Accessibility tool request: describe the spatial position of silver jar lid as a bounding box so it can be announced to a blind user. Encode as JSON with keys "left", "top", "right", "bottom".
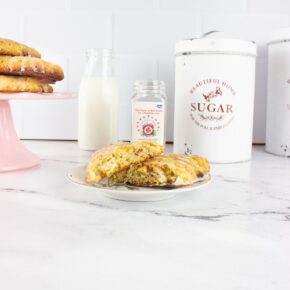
{"left": 175, "top": 31, "right": 257, "bottom": 57}
{"left": 268, "top": 27, "right": 290, "bottom": 45}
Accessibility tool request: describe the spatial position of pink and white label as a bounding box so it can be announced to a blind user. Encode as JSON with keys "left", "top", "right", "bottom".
{"left": 131, "top": 101, "right": 165, "bottom": 145}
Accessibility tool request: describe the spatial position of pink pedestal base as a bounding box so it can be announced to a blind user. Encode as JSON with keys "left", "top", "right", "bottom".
{"left": 0, "top": 100, "right": 40, "bottom": 172}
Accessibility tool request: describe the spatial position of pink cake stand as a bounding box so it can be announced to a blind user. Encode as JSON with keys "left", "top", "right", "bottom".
{"left": 0, "top": 92, "right": 76, "bottom": 173}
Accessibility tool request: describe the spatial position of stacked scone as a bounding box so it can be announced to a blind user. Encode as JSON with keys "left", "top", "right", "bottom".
{"left": 86, "top": 141, "right": 210, "bottom": 187}
{"left": 0, "top": 38, "right": 64, "bottom": 93}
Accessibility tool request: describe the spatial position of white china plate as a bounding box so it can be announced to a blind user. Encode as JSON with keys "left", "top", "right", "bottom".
{"left": 67, "top": 165, "right": 211, "bottom": 202}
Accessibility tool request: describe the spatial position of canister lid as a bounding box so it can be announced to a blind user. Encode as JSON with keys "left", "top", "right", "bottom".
{"left": 175, "top": 31, "right": 257, "bottom": 56}
{"left": 268, "top": 27, "right": 290, "bottom": 45}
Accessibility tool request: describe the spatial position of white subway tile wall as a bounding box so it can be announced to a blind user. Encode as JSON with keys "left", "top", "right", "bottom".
{"left": 6, "top": 0, "right": 290, "bottom": 143}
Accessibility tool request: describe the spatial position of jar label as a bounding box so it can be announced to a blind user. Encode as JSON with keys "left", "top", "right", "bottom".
{"left": 132, "top": 101, "right": 165, "bottom": 145}
{"left": 174, "top": 55, "right": 255, "bottom": 162}
{"left": 189, "top": 79, "right": 236, "bottom": 131}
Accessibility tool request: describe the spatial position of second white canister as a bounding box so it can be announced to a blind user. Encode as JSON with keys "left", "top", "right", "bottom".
{"left": 174, "top": 35, "right": 257, "bottom": 163}
{"left": 266, "top": 28, "right": 290, "bottom": 157}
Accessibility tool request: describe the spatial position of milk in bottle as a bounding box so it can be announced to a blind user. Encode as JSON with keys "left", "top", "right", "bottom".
{"left": 78, "top": 49, "right": 118, "bottom": 150}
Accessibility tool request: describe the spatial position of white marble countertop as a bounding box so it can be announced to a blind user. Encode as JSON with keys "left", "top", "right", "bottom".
{"left": 0, "top": 141, "right": 290, "bottom": 290}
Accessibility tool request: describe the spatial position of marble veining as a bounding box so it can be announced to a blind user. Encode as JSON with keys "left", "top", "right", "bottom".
{"left": 0, "top": 141, "right": 290, "bottom": 290}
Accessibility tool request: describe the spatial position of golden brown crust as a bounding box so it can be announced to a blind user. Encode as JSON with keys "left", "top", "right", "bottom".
{"left": 109, "top": 154, "right": 210, "bottom": 187}
{"left": 0, "top": 56, "right": 64, "bottom": 82}
{"left": 0, "top": 38, "right": 41, "bottom": 58}
{"left": 86, "top": 141, "right": 165, "bottom": 184}
{"left": 189, "top": 155, "right": 210, "bottom": 177}
{"left": 0, "top": 75, "right": 53, "bottom": 93}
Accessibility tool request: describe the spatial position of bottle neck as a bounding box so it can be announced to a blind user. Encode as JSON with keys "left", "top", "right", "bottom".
{"left": 84, "top": 48, "right": 115, "bottom": 78}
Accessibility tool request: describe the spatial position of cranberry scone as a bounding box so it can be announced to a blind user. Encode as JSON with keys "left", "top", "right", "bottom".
{"left": 109, "top": 154, "right": 210, "bottom": 187}
{"left": 0, "top": 38, "right": 41, "bottom": 58}
{"left": 85, "top": 141, "right": 164, "bottom": 184}
{"left": 0, "top": 56, "right": 64, "bottom": 82}
{"left": 0, "top": 75, "right": 53, "bottom": 93}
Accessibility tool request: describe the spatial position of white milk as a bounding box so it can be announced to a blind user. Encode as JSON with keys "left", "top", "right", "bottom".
{"left": 78, "top": 77, "right": 118, "bottom": 150}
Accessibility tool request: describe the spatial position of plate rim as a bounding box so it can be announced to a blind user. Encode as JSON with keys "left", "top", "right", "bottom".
{"left": 66, "top": 164, "right": 211, "bottom": 195}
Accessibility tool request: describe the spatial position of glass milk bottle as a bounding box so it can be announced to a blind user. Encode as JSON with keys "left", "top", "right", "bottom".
{"left": 78, "top": 49, "right": 118, "bottom": 150}
{"left": 131, "top": 80, "right": 166, "bottom": 145}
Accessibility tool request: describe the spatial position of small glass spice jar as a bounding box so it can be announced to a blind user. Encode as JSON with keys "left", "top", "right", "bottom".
{"left": 131, "top": 80, "right": 166, "bottom": 145}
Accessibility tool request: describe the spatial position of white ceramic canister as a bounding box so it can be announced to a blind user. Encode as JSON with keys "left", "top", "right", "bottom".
{"left": 266, "top": 28, "right": 290, "bottom": 157}
{"left": 174, "top": 34, "right": 257, "bottom": 163}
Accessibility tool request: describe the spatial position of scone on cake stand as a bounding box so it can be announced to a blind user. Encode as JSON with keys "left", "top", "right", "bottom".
{"left": 0, "top": 38, "right": 75, "bottom": 172}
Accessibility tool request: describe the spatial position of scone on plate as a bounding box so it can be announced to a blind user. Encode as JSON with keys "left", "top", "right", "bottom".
{"left": 189, "top": 155, "right": 210, "bottom": 177}
{"left": 85, "top": 141, "right": 164, "bottom": 184}
{"left": 109, "top": 154, "right": 210, "bottom": 187}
